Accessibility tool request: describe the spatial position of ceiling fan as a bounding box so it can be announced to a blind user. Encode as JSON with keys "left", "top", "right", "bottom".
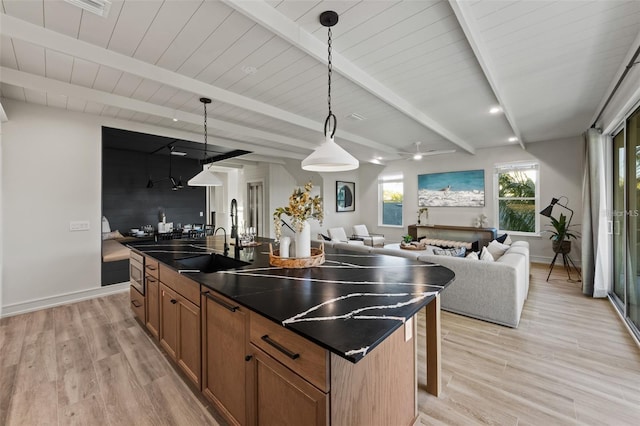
{"left": 399, "top": 142, "right": 456, "bottom": 160}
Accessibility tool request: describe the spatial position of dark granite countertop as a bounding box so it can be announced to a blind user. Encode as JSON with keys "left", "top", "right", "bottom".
{"left": 128, "top": 236, "right": 454, "bottom": 362}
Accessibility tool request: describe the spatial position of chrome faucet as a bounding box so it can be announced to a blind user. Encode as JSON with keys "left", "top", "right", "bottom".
{"left": 230, "top": 198, "right": 242, "bottom": 257}
{"left": 214, "top": 227, "right": 229, "bottom": 257}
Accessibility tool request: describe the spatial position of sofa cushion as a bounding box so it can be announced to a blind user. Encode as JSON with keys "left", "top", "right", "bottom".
{"left": 487, "top": 240, "right": 510, "bottom": 260}
{"left": 466, "top": 251, "right": 479, "bottom": 260}
{"left": 480, "top": 246, "right": 494, "bottom": 262}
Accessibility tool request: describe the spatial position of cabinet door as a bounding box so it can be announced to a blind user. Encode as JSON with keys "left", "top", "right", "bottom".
{"left": 177, "top": 297, "right": 201, "bottom": 387}
{"left": 202, "top": 291, "right": 248, "bottom": 426}
{"left": 250, "top": 345, "right": 327, "bottom": 426}
{"left": 159, "top": 283, "right": 178, "bottom": 360}
{"left": 145, "top": 276, "right": 159, "bottom": 339}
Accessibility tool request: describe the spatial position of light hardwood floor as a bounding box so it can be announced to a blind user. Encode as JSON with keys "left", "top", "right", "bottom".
{"left": 1, "top": 263, "right": 639, "bottom": 425}
{"left": 417, "top": 263, "right": 640, "bottom": 425}
{"left": 0, "top": 292, "right": 222, "bottom": 426}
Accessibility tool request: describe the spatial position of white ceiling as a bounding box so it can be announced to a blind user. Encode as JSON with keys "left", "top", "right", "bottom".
{"left": 1, "top": 0, "right": 639, "bottom": 165}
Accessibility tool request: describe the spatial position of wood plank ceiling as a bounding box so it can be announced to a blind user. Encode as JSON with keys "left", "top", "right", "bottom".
{"left": 1, "top": 0, "right": 639, "bottom": 165}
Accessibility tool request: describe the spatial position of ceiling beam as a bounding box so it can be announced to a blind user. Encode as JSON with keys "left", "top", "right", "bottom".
{"left": 0, "top": 12, "right": 395, "bottom": 155}
{"left": 0, "top": 67, "right": 309, "bottom": 160}
{"left": 223, "top": 0, "right": 476, "bottom": 155}
{"left": 449, "top": 0, "right": 525, "bottom": 150}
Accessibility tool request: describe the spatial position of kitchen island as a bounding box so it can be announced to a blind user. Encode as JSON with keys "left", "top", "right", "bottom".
{"left": 128, "top": 237, "right": 454, "bottom": 426}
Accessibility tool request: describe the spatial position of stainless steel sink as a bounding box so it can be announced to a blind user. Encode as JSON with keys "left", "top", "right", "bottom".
{"left": 175, "top": 253, "right": 249, "bottom": 273}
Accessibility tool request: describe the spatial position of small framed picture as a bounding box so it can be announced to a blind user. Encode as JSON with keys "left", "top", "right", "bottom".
{"left": 336, "top": 181, "right": 355, "bottom": 212}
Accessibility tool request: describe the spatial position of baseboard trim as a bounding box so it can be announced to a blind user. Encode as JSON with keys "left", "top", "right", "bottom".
{"left": 0, "top": 282, "right": 129, "bottom": 318}
{"left": 530, "top": 255, "right": 581, "bottom": 268}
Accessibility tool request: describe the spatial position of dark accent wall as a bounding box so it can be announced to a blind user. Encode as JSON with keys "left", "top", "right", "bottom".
{"left": 102, "top": 148, "right": 205, "bottom": 233}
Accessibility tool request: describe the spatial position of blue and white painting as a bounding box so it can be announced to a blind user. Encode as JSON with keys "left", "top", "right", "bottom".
{"left": 418, "top": 170, "right": 485, "bottom": 207}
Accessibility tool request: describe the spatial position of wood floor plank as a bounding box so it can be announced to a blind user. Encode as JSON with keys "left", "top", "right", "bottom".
{"left": 56, "top": 336, "right": 100, "bottom": 407}
{"left": 94, "top": 353, "right": 160, "bottom": 426}
{"left": 144, "top": 374, "right": 219, "bottom": 426}
{"left": 0, "top": 364, "right": 17, "bottom": 426}
{"left": 5, "top": 381, "right": 58, "bottom": 426}
{"left": 59, "top": 394, "right": 110, "bottom": 426}
{"left": 83, "top": 323, "right": 122, "bottom": 362}
{"left": 12, "top": 329, "right": 57, "bottom": 396}
{"left": 114, "top": 322, "right": 172, "bottom": 386}
{"left": 54, "top": 304, "right": 86, "bottom": 343}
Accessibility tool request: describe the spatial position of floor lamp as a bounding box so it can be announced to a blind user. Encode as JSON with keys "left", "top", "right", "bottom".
{"left": 540, "top": 197, "right": 581, "bottom": 282}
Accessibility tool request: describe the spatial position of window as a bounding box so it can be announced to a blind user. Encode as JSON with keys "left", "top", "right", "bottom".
{"left": 379, "top": 175, "right": 403, "bottom": 226}
{"left": 494, "top": 162, "right": 539, "bottom": 234}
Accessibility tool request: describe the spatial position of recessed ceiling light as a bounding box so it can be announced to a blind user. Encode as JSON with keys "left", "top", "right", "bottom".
{"left": 64, "top": 0, "right": 111, "bottom": 17}
{"left": 508, "top": 137, "right": 519, "bottom": 142}
{"left": 241, "top": 65, "right": 258, "bottom": 75}
{"left": 172, "top": 118, "right": 178, "bottom": 122}
{"left": 489, "top": 106, "right": 502, "bottom": 114}
{"left": 170, "top": 151, "right": 187, "bottom": 156}
{"left": 413, "top": 153, "right": 423, "bottom": 160}
{"left": 376, "top": 156, "right": 383, "bottom": 160}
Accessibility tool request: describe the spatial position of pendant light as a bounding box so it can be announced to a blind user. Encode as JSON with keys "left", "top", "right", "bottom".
{"left": 188, "top": 97, "right": 223, "bottom": 187}
{"left": 301, "top": 11, "right": 359, "bottom": 172}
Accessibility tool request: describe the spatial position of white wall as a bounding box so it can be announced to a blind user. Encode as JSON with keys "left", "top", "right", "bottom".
{"left": 0, "top": 99, "right": 216, "bottom": 315}
{"left": 358, "top": 137, "right": 585, "bottom": 264}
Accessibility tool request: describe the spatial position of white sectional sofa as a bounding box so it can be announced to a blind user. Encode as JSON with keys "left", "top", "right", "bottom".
{"left": 318, "top": 239, "right": 530, "bottom": 328}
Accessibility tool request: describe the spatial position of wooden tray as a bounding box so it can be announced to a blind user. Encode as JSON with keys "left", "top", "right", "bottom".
{"left": 269, "top": 243, "right": 325, "bottom": 268}
{"left": 400, "top": 242, "right": 427, "bottom": 250}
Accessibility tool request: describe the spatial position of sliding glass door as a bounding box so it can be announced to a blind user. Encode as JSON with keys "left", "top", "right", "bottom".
{"left": 612, "top": 106, "right": 640, "bottom": 337}
{"left": 612, "top": 130, "right": 625, "bottom": 303}
{"left": 628, "top": 109, "right": 640, "bottom": 332}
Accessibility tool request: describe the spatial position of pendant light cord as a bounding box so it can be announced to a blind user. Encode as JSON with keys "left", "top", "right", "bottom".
{"left": 324, "top": 26, "right": 337, "bottom": 138}
{"left": 203, "top": 101, "right": 208, "bottom": 159}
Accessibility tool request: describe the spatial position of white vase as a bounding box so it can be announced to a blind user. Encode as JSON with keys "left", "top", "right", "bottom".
{"left": 295, "top": 221, "right": 311, "bottom": 258}
{"left": 279, "top": 237, "right": 291, "bottom": 258}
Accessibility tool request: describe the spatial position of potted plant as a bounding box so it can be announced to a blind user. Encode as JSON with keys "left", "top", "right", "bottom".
{"left": 546, "top": 213, "right": 579, "bottom": 254}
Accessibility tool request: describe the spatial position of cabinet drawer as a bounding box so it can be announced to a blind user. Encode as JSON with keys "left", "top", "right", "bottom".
{"left": 159, "top": 264, "right": 200, "bottom": 306}
{"left": 250, "top": 312, "right": 329, "bottom": 392}
{"left": 129, "top": 285, "right": 145, "bottom": 322}
{"left": 144, "top": 256, "right": 159, "bottom": 278}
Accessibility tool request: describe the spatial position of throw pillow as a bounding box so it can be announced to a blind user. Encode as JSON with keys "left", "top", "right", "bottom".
{"left": 487, "top": 240, "right": 510, "bottom": 260}
{"left": 466, "top": 251, "right": 479, "bottom": 260}
{"left": 496, "top": 233, "right": 513, "bottom": 245}
{"left": 433, "top": 247, "right": 466, "bottom": 257}
{"left": 480, "top": 246, "right": 494, "bottom": 262}
{"left": 102, "top": 230, "right": 124, "bottom": 240}
{"left": 320, "top": 233, "right": 331, "bottom": 241}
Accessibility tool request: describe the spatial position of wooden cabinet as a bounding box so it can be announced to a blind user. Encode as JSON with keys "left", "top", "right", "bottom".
{"left": 248, "top": 311, "right": 329, "bottom": 426}
{"left": 159, "top": 280, "right": 201, "bottom": 388}
{"left": 145, "top": 256, "right": 160, "bottom": 339}
{"left": 201, "top": 291, "right": 249, "bottom": 426}
{"left": 250, "top": 345, "right": 327, "bottom": 426}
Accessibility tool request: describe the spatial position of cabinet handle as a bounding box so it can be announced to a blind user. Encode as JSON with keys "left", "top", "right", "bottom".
{"left": 261, "top": 335, "right": 300, "bottom": 360}
{"left": 170, "top": 299, "right": 177, "bottom": 304}
{"left": 203, "top": 291, "right": 239, "bottom": 312}
{"left": 131, "top": 299, "right": 142, "bottom": 308}
{"left": 146, "top": 265, "right": 157, "bottom": 270}
{"left": 245, "top": 355, "right": 253, "bottom": 362}
{"left": 146, "top": 277, "right": 157, "bottom": 283}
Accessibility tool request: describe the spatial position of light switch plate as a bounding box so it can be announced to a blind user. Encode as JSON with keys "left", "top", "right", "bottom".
{"left": 70, "top": 220, "right": 90, "bottom": 231}
{"left": 405, "top": 317, "right": 413, "bottom": 342}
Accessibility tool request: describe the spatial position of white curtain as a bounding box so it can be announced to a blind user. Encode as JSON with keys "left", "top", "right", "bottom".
{"left": 581, "top": 128, "right": 611, "bottom": 297}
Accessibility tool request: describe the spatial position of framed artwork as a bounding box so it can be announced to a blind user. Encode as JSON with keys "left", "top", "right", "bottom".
{"left": 336, "top": 181, "right": 355, "bottom": 212}
{"left": 418, "top": 169, "right": 485, "bottom": 207}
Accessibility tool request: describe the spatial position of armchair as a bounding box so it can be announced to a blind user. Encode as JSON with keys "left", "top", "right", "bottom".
{"left": 352, "top": 224, "right": 385, "bottom": 247}
{"left": 327, "top": 227, "right": 365, "bottom": 245}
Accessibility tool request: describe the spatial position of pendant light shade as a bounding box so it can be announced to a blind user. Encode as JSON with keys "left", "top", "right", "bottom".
{"left": 302, "top": 11, "right": 359, "bottom": 172}
{"left": 188, "top": 97, "right": 223, "bottom": 187}
{"left": 188, "top": 168, "right": 222, "bottom": 186}
{"left": 302, "top": 135, "right": 359, "bottom": 171}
